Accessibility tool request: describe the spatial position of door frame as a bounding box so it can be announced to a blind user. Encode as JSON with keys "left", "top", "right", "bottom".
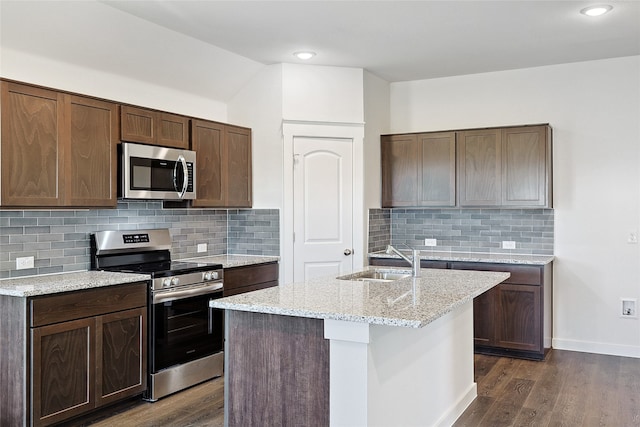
{"left": 282, "top": 120, "right": 365, "bottom": 285}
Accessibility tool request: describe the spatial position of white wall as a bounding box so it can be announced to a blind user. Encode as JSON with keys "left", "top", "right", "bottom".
{"left": 0, "top": 0, "right": 242, "bottom": 121}
{"left": 282, "top": 63, "right": 364, "bottom": 123}
{"left": 363, "top": 71, "right": 390, "bottom": 257}
{"left": 390, "top": 56, "right": 640, "bottom": 357}
{"left": 228, "top": 64, "right": 283, "bottom": 208}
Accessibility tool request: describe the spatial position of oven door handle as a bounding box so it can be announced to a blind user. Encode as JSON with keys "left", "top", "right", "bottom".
{"left": 152, "top": 282, "right": 223, "bottom": 304}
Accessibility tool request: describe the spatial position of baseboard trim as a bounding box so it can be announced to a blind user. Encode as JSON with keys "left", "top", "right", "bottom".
{"left": 435, "top": 382, "right": 477, "bottom": 427}
{"left": 552, "top": 338, "right": 640, "bottom": 358}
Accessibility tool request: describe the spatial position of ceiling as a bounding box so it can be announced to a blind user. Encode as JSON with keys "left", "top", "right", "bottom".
{"left": 104, "top": 0, "right": 640, "bottom": 82}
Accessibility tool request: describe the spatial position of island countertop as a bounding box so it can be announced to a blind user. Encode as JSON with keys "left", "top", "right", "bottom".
{"left": 210, "top": 266, "right": 509, "bottom": 328}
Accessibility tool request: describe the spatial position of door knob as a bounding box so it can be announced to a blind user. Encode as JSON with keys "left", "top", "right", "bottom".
{"left": 344, "top": 249, "right": 353, "bottom": 256}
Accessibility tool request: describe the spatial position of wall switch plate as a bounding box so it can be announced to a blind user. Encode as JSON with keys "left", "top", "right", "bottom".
{"left": 621, "top": 298, "right": 637, "bottom": 318}
{"left": 16, "top": 256, "right": 34, "bottom": 270}
{"left": 424, "top": 238, "right": 437, "bottom": 247}
{"left": 628, "top": 231, "right": 638, "bottom": 244}
{"left": 197, "top": 243, "right": 207, "bottom": 253}
{"left": 502, "top": 241, "right": 516, "bottom": 249}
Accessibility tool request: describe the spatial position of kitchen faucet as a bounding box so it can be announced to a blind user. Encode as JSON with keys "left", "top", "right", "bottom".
{"left": 385, "top": 244, "right": 421, "bottom": 277}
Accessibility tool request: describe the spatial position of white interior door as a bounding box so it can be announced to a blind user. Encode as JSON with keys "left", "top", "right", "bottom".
{"left": 293, "top": 137, "right": 353, "bottom": 282}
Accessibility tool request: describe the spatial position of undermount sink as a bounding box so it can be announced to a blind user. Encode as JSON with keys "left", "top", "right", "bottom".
{"left": 336, "top": 269, "right": 412, "bottom": 282}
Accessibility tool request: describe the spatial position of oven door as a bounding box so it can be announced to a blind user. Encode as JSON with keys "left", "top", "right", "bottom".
{"left": 150, "top": 282, "right": 223, "bottom": 373}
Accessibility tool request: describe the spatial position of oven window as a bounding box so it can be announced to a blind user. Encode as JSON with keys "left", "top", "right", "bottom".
{"left": 151, "top": 291, "right": 224, "bottom": 372}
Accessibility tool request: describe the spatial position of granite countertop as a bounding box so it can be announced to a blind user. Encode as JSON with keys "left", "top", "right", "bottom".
{"left": 369, "top": 250, "right": 554, "bottom": 265}
{"left": 180, "top": 254, "right": 280, "bottom": 269}
{"left": 210, "top": 266, "right": 509, "bottom": 328}
{"left": 0, "top": 271, "right": 151, "bottom": 297}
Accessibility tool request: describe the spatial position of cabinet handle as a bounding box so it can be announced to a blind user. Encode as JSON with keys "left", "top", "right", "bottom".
{"left": 344, "top": 249, "right": 353, "bottom": 256}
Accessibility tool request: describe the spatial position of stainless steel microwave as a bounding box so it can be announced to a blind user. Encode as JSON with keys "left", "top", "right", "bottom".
{"left": 119, "top": 142, "right": 196, "bottom": 200}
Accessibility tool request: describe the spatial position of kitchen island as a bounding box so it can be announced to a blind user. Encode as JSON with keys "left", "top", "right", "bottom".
{"left": 210, "top": 266, "right": 509, "bottom": 427}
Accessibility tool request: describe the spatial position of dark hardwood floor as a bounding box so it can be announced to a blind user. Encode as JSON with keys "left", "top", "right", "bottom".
{"left": 455, "top": 350, "right": 640, "bottom": 427}
{"left": 67, "top": 350, "right": 640, "bottom": 427}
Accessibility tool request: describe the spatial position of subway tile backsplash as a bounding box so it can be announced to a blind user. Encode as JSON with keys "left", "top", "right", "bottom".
{"left": 0, "top": 202, "right": 280, "bottom": 279}
{"left": 369, "top": 208, "right": 554, "bottom": 255}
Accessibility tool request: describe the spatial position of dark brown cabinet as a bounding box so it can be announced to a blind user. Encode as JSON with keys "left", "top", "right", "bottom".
{"left": 120, "top": 105, "right": 189, "bottom": 149}
{"left": 0, "top": 282, "right": 147, "bottom": 426}
{"left": 191, "top": 120, "right": 252, "bottom": 208}
{"left": 381, "top": 124, "right": 552, "bottom": 208}
{"left": 369, "top": 256, "right": 552, "bottom": 360}
{"left": 1, "top": 81, "right": 118, "bottom": 207}
{"left": 451, "top": 261, "right": 552, "bottom": 360}
{"left": 224, "top": 262, "right": 279, "bottom": 297}
{"left": 501, "top": 125, "right": 551, "bottom": 207}
{"left": 457, "top": 128, "right": 502, "bottom": 206}
{"left": 381, "top": 132, "right": 455, "bottom": 207}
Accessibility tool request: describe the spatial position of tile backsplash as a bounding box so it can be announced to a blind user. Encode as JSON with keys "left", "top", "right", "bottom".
{"left": 0, "top": 201, "right": 279, "bottom": 279}
{"left": 369, "top": 208, "right": 554, "bottom": 255}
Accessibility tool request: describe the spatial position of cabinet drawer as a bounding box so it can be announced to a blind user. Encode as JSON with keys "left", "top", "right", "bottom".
{"left": 30, "top": 282, "right": 147, "bottom": 327}
{"left": 451, "top": 262, "right": 542, "bottom": 285}
{"left": 224, "top": 263, "right": 278, "bottom": 292}
{"left": 224, "top": 281, "right": 278, "bottom": 297}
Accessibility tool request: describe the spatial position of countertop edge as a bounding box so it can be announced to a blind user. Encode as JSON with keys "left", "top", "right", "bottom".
{"left": 369, "top": 251, "right": 554, "bottom": 265}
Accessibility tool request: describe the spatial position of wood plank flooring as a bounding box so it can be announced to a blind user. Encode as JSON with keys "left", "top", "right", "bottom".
{"left": 68, "top": 349, "right": 640, "bottom": 427}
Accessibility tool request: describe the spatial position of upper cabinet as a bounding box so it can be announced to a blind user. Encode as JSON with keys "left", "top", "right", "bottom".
{"left": 457, "top": 128, "right": 502, "bottom": 206}
{"left": 381, "top": 132, "right": 455, "bottom": 207}
{"left": 191, "top": 120, "right": 252, "bottom": 208}
{"left": 382, "top": 124, "right": 552, "bottom": 208}
{"left": 120, "top": 105, "right": 189, "bottom": 149}
{"left": 1, "top": 81, "right": 118, "bottom": 208}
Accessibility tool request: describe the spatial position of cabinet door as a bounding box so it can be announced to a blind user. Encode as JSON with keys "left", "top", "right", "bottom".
{"left": 381, "top": 134, "right": 419, "bottom": 207}
{"left": 417, "top": 132, "right": 456, "bottom": 206}
{"left": 473, "top": 287, "right": 496, "bottom": 346}
{"left": 67, "top": 95, "right": 118, "bottom": 207}
{"left": 191, "top": 119, "right": 226, "bottom": 207}
{"left": 96, "top": 307, "right": 147, "bottom": 407}
{"left": 120, "top": 105, "right": 155, "bottom": 145}
{"left": 1, "top": 82, "right": 65, "bottom": 207}
{"left": 226, "top": 125, "right": 252, "bottom": 207}
{"left": 457, "top": 129, "right": 501, "bottom": 206}
{"left": 502, "top": 126, "right": 549, "bottom": 207}
{"left": 31, "top": 317, "right": 95, "bottom": 427}
{"left": 495, "top": 283, "right": 542, "bottom": 352}
{"left": 157, "top": 112, "right": 189, "bottom": 149}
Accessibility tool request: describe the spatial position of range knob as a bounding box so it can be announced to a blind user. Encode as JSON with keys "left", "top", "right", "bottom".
{"left": 203, "top": 271, "right": 212, "bottom": 281}
{"left": 162, "top": 278, "right": 171, "bottom": 288}
{"left": 170, "top": 277, "right": 180, "bottom": 286}
{"left": 211, "top": 271, "right": 219, "bottom": 280}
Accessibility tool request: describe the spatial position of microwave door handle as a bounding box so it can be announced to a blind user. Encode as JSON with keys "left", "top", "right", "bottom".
{"left": 173, "top": 155, "right": 189, "bottom": 199}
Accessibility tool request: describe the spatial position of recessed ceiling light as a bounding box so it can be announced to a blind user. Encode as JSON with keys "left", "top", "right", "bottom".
{"left": 580, "top": 5, "right": 613, "bottom": 16}
{"left": 294, "top": 51, "right": 316, "bottom": 60}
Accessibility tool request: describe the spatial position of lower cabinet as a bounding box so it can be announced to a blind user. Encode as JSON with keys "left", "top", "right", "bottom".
{"left": 29, "top": 282, "right": 147, "bottom": 426}
{"left": 224, "top": 262, "right": 279, "bottom": 297}
{"left": 451, "top": 262, "right": 551, "bottom": 360}
{"left": 369, "top": 257, "right": 552, "bottom": 360}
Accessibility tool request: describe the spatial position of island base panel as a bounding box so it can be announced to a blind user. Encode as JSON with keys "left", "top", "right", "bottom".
{"left": 224, "top": 311, "right": 329, "bottom": 427}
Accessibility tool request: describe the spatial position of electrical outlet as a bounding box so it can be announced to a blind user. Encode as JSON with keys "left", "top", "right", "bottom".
{"left": 424, "top": 238, "right": 437, "bottom": 247}
{"left": 197, "top": 243, "right": 207, "bottom": 253}
{"left": 628, "top": 231, "right": 638, "bottom": 244}
{"left": 502, "top": 241, "right": 516, "bottom": 250}
{"left": 16, "top": 256, "right": 34, "bottom": 270}
{"left": 621, "top": 298, "right": 637, "bottom": 318}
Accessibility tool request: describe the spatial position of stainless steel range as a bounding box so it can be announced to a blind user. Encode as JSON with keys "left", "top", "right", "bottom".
{"left": 90, "top": 228, "right": 224, "bottom": 401}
